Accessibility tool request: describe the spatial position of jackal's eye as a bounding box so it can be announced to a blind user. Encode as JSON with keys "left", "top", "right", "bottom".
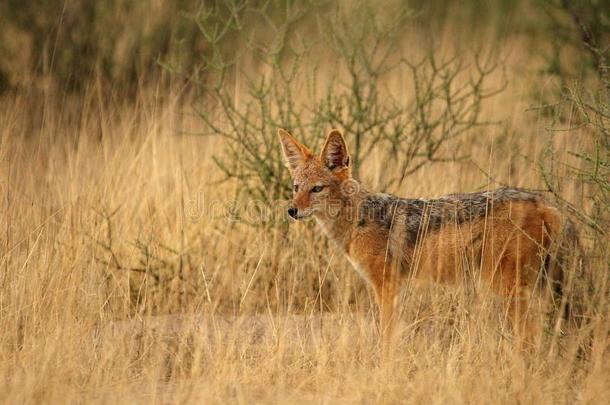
{"left": 311, "top": 185, "right": 324, "bottom": 193}
{"left": 293, "top": 184, "right": 299, "bottom": 192}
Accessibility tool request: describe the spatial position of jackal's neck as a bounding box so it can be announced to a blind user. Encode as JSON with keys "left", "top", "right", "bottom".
{"left": 314, "top": 180, "right": 371, "bottom": 250}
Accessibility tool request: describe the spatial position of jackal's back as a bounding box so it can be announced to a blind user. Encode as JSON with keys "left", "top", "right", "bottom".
{"left": 358, "top": 188, "right": 540, "bottom": 241}
{"left": 352, "top": 187, "right": 570, "bottom": 292}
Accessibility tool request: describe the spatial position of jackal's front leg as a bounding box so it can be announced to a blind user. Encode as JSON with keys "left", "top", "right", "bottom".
{"left": 372, "top": 271, "right": 399, "bottom": 356}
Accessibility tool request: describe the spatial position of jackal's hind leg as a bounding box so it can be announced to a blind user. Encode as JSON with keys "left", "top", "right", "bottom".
{"left": 506, "top": 290, "right": 543, "bottom": 349}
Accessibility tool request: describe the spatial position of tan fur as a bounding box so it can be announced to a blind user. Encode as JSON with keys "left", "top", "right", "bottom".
{"left": 278, "top": 129, "right": 573, "bottom": 350}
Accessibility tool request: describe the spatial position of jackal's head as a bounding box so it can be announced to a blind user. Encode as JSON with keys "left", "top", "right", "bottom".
{"left": 278, "top": 129, "right": 352, "bottom": 220}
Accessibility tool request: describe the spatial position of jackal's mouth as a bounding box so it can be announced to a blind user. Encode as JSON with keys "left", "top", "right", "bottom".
{"left": 292, "top": 212, "right": 314, "bottom": 220}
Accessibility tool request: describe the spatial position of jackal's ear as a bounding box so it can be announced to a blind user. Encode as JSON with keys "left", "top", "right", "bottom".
{"left": 278, "top": 129, "right": 311, "bottom": 173}
{"left": 321, "top": 129, "right": 350, "bottom": 171}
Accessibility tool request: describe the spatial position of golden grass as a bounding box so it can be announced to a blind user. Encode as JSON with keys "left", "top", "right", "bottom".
{"left": 0, "top": 30, "right": 608, "bottom": 404}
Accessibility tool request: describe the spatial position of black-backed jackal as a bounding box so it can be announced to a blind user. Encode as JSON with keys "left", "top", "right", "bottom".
{"left": 279, "top": 128, "right": 578, "bottom": 348}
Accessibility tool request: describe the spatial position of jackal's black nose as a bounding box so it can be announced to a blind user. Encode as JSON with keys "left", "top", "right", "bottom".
{"left": 287, "top": 207, "right": 298, "bottom": 219}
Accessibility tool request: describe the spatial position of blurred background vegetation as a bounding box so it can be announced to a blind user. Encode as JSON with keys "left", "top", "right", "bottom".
{"left": 0, "top": 0, "right": 204, "bottom": 93}
{"left": 0, "top": 0, "right": 606, "bottom": 96}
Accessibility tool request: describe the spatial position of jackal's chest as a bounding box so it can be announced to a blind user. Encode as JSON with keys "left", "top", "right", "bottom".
{"left": 344, "top": 253, "right": 371, "bottom": 282}
{"left": 344, "top": 226, "right": 396, "bottom": 283}
{"left": 314, "top": 216, "right": 391, "bottom": 283}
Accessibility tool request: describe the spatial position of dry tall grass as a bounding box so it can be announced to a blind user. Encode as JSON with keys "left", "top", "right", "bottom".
{"left": 0, "top": 16, "right": 608, "bottom": 405}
